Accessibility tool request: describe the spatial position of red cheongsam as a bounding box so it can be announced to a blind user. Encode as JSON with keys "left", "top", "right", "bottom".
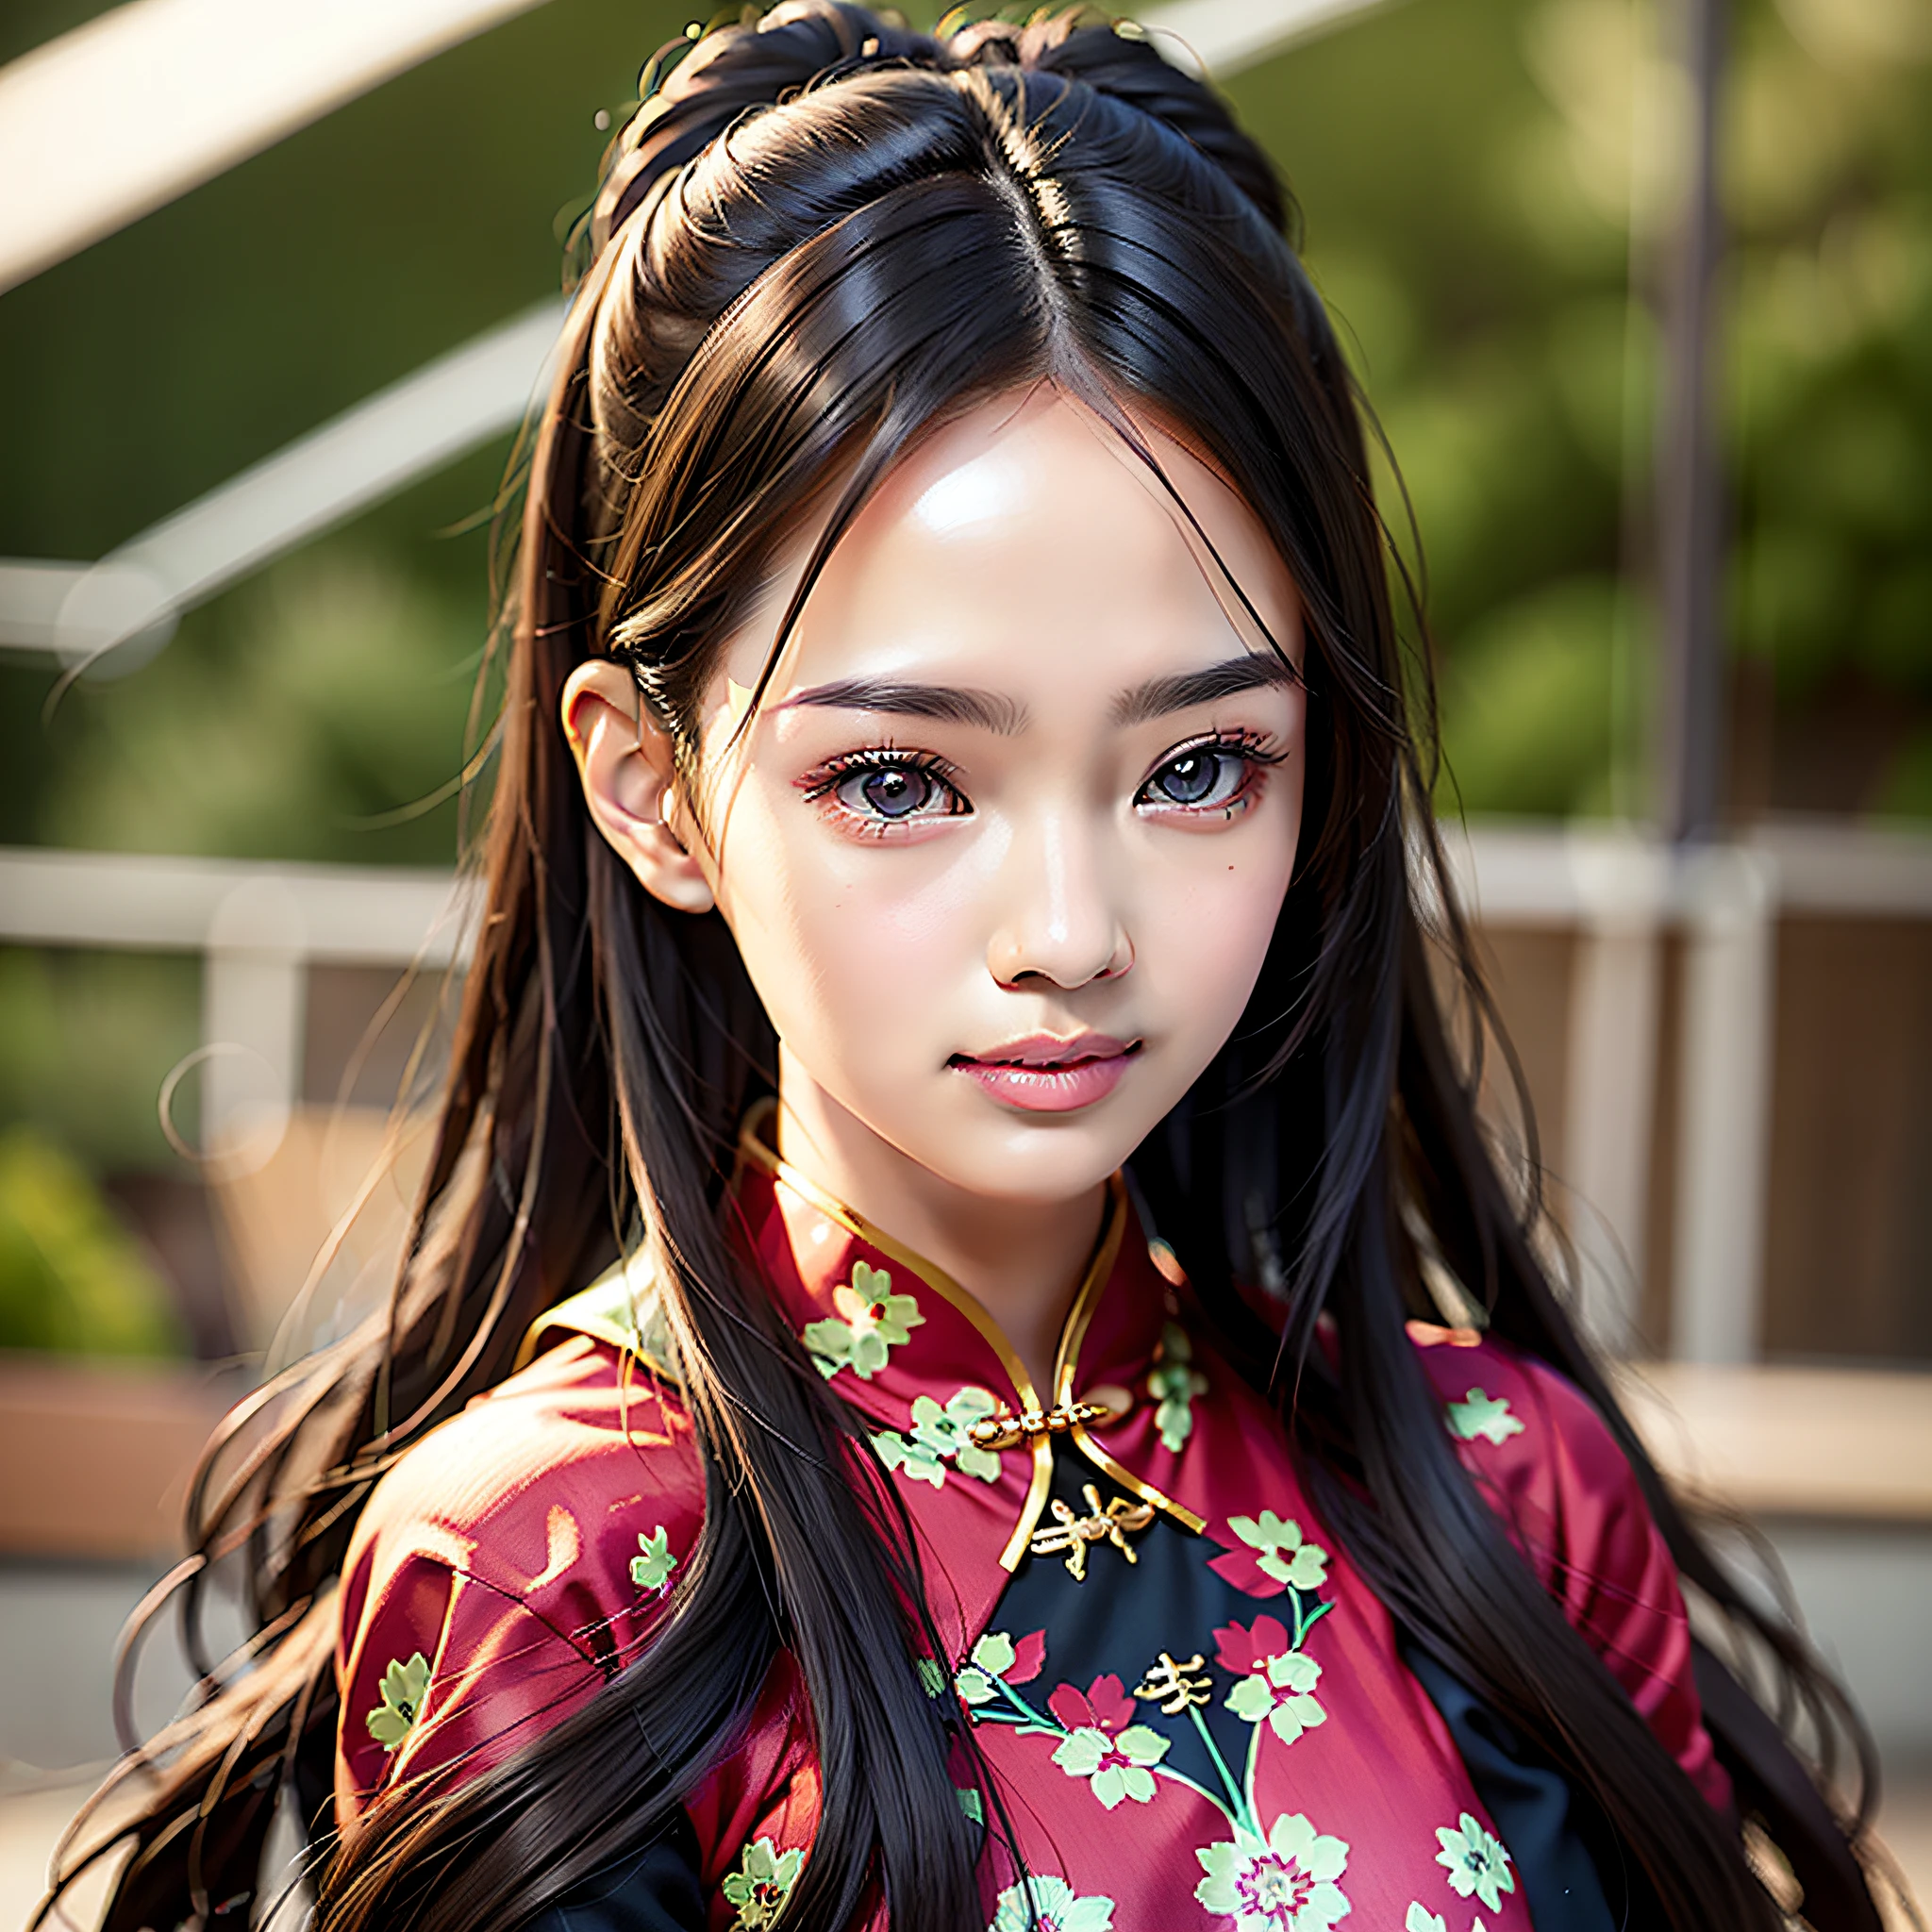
{"left": 336, "top": 1117, "right": 1729, "bottom": 1931}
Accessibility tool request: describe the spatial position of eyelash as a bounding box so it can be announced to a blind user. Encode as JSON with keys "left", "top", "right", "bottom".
{"left": 1136, "top": 729, "right": 1285, "bottom": 817}
{"left": 797, "top": 729, "right": 1286, "bottom": 833}
{"left": 799, "top": 746, "right": 969, "bottom": 836}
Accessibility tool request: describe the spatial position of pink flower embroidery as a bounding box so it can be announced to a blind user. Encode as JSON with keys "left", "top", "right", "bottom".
{"left": 1047, "top": 1674, "right": 1170, "bottom": 1807}
{"left": 1214, "top": 1617, "right": 1325, "bottom": 1745}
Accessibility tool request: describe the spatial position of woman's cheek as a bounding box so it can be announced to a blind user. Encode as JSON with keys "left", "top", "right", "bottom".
{"left": 1145, "top": 825, "right": 1298, "bottom": 1049}
{"left": 760, "top": 822, "right": 975, "bottom": 1067}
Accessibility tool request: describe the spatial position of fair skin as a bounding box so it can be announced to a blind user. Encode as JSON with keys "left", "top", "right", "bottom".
{"left": 563, "top": 388, "right": 1306, "bottom": 1394}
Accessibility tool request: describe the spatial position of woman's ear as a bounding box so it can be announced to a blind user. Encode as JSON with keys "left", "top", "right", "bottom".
{"left": 560, "top": 661, "right": 716, "bottom": 914}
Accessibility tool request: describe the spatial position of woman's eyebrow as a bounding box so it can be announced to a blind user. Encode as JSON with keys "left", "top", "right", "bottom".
{"left": 782, "top": 678, "right": 1026, "bottom": 734}
{"left": 1110, "top": 654, "right": 1297, "bottom": 726}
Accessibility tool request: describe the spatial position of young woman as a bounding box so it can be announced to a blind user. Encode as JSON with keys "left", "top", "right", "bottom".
{"left": 54, "top": 6, "right": 1890, "bottom": 1929}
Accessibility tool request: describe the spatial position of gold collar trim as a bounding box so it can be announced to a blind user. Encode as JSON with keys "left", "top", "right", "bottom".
{"left": 736, "top": 1101, "right": 1203, "bottom": 1562}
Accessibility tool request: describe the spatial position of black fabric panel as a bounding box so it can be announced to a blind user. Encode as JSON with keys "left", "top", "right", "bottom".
{"left": 525, "top": 1810, "right": 708, "bottom": 1932}
{"left": 1405, "top": 1645, "right": 1664, "bottom": 1931}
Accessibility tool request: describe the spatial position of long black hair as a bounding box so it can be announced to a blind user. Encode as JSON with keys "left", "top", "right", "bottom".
{"left": 47, "top": 8, "right": 1886, "bottom": 1930}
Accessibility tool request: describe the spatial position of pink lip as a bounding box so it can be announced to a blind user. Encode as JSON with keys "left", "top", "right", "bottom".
{"left": 949, "top": 1034, "right": 1140, "bottom": 1113}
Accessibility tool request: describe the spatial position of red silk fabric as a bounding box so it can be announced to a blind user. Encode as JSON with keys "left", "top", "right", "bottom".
{"left": 335, "top": 1147, "right": 1727, "bottom": 1928}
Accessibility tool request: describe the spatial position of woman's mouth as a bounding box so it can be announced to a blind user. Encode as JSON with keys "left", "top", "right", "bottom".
{"left": 947, "top": 1034, "right": 1141, "bottom": 1113}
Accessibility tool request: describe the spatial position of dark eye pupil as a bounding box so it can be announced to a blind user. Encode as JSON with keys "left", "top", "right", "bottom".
{"left": 861, "top": 769, "right": 929, "bottom": 818}
{"left": 1158, "top": 753, "right": 1218, "bottom": 804}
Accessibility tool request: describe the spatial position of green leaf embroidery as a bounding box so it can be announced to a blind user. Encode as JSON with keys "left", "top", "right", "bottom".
{"left": 801, "top": 1260, "right": 924, "bottom": 1381}
{"left": 1146, "top": 1322, "right": 1208, "bottom": 1454}
{"left": 1229, "top": 1510, "right": 1330, "bottom": 1591}
{"left": 957, "top": 1786, "right": 985, "bottom": 1824}
{"left": 972, "top": 1629, "right": 1016, "bottom": 1674}
{"left": 719, "top": 1836, "right": 803, "bottom": 1928}
{"left": 630, "top": 1525, "right": 677, "bottom": 1593}
{"left": 954, "top": 1665, "right": 997, "bottom": 1706}
{"left": 871, "top": 1388, "right": 1004, "bottom": 1491}
{"left": 917, "top": 1656, "right": 947, "bottom": 1698}
{"left": 365, "top": 1652, "right": 430, "bottom": 1752}
{"left": 954, "top": 1627, "right": 1022, "bottom": 1707}
{"left": 871, "top": 1429, "right": 946, "bottom": 1489}
{"left": 1445, "top": 1387, "right": 1525, "bottom": 1447}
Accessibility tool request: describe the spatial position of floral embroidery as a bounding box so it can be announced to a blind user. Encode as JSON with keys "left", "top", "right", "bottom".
{"left": 989, "top": 1875, "right": 1116, "bottom": 1932}
{"left": 365, "top": 1652, "right": 430, "bottom": 1752}
{"left": 912, "top": 1388, "right": 1004, "bottom": 1477}
{"left": 1444, "top": 1389, "right": 1524, "bottom": 1447}
{"left": 1216, "top": 1617, "right": 1326, "bottom": 1745}
{"left": 1146, "top": 1321, "right": 1208, "bottom": 1454}
{"left": 1405, "top": 1909, "right": 1444, "bottom": 1932}
{"left": 630, "top": 1525, "right": 677, "bottom": 1593}
{"left": 1227, "top": 1512, "right": 1330, "bottom": 1591}
{"left": 1195, "top": 1812, "right": 1351, "bottom": 1930}
{"left": 720, "top": 1836, "right": 802, "bottom": 1928}
{"left": 1047, "top": 1674, "right": 1171, "bottom": 1807}
{"left": 954, "top": 1627, "right": 1046, "bottom": 1707}
{"left": 958, "top": 1785, "right": 985, "bottom": 1824}
{"left": 1436, "top": 1812, "right": 1516, "bottom": 1911}
{"left": 802, "top": 1259, "right": 923, "bottom": 1380}
{"left": 872, "top": 1388, "right": 1004, "bottom": 1488}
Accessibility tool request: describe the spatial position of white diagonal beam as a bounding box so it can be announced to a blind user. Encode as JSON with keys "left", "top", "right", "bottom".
{"left": 0, "top": 0, "right": 554, "bottom": 293}
{"left": 0, "top": 0, "right": 1367, "bottom": 298}
{"left": 1145, "top": 0, "right": 1400, "bottom": 75}
{"left": 1, "top": 299, "right": 565, "bottom": 674}
{"left": 0, "top": 0, "right": 1387, "bottom": 670}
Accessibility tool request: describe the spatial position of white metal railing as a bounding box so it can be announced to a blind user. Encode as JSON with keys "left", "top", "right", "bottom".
{"left": 4, "top": 821, "right": 1931, "bottom": 1362}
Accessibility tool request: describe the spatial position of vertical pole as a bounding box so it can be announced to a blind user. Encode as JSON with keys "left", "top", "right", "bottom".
{"left": 1672, "top": 848, "right": 1775, "bottom": 1362}
{"left": 1657, "top": 0, "right": 1727, "bottom": 843}
{"left": 1563, "top": 833, "right": 1668, "bottom": 1354}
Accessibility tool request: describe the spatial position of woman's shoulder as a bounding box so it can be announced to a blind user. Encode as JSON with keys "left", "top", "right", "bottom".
{"left": 1406, "top": 1320, "right": 1732, "bottom": 1809}
{"left": 334, "top": 1328, "right": 704, "bottom": 1823}
{"left": 346, "top": 1326, "right": 701, "bottom": 1590}
{"left": 1405, "top": 1320, "right": 1641, "bottom": 1553}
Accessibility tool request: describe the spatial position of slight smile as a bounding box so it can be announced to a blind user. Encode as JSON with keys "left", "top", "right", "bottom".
{"left": 947, "top": 1034, "right": 1142, "bottom": 1113}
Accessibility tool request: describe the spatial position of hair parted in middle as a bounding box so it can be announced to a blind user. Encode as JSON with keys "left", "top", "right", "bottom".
{"left": 59, "top": 8, "right": 1879, "bottom": 1932}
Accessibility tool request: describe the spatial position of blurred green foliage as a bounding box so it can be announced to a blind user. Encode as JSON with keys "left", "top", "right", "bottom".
{"left": 0, "top": 949, "right": 202, "bottom": 1174}
{"left": 1231, "top": 0, "right": 1932, "bottom": 819}
{"left": 0, "top": 948, "right": 203, "bottom": 1356}
{"left": 1724, "top": 0, "right": 1932, "bottom": 811}
{"left": 0, "top": 0, "right": 686, "bottom": 861}
{"left": 0, "top": 1128, "right": 184, "bottom": 1355}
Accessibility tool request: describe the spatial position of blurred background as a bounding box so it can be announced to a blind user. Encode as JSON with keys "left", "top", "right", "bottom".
{"left": 0, "top": 0, "right": 1927, "bottom": 1923}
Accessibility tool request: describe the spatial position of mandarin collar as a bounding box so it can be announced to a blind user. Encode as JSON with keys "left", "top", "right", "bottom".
{"left": 725, "top": 1106, "right": 1205, "bottom": 1574}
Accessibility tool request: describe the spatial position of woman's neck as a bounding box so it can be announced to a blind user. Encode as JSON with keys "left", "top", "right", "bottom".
{"left": 772, "top": 1058, "right": 1108, "bottom": 1399}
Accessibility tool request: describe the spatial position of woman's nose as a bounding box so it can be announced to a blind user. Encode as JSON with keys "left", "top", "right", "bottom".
{"left": 985, "top": 808, "right": 1133, "bottom": 991}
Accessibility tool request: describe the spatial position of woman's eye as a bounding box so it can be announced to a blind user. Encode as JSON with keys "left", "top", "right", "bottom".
{"left": 1141, "top": 746, "right": 1249, "bottom": 810}
{"left": 831, "top": 764, "right": 956, "bottom": 822}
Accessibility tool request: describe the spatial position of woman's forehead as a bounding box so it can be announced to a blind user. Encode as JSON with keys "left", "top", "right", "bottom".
{"left": 721, "top": 389, "right": 1302, "bottom": 721}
